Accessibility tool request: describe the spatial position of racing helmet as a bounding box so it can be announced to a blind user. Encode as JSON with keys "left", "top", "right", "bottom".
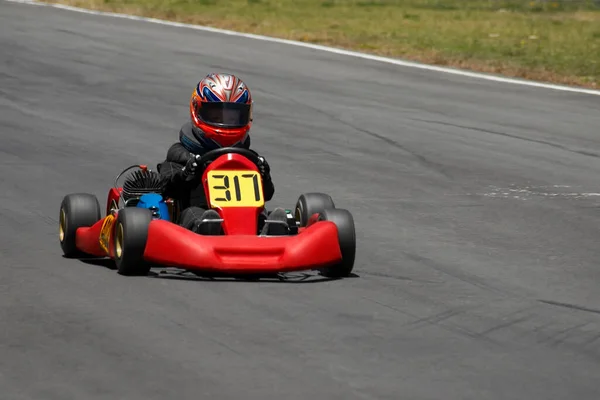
{"left": 189, "top": 73, "right": 253, "bottom": 148}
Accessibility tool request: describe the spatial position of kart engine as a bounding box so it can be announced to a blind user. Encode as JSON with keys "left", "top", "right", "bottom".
{"left": 122, "top": 169, "right": 166, "bottom": 203}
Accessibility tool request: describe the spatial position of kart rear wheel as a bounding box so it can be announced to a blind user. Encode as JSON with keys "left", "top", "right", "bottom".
{"left": 295, "top": 193, "right": 335, "bottom": 227}
{"left": 114, "top": 208, "right": 152, "bottom": 276}
{"left": 59, "top": 193, "right": 102, "bottom": 257}
{"left": 317, "top": 208, "right": 356, "bottom": 278}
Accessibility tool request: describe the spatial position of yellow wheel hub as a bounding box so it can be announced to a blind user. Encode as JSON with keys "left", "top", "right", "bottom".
{"left": 59, "top": 208, "right": 66, "bottom": 242}
{"left": 115, "top": 223, "right": 124, "bottom": 259}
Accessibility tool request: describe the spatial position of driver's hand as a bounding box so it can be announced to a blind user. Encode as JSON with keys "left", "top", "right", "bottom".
{"left": 182, "top": 153, "right": 202, "bottom": 179}
{"left": 257, "top": 156, "right": 270, "bottom": 178}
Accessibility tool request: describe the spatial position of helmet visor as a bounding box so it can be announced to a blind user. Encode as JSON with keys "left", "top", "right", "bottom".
{"left": 197, "top": 102, "right": 251, "bottom": 128}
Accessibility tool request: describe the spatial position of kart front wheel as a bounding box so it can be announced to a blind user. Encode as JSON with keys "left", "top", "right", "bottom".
{"left": 114, "top": 208, "right": 152, "bottom": 276}
{"left": 318, "top": 208, "right": 356, "bottom": 278}
{"left": 59, "top": 193, "right": 101, "bottom": 257}
{"left": 295, "top": 192, "right": 335, "bottom": 227}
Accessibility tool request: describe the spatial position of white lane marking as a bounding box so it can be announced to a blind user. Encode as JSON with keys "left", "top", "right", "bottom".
{"left": 5, "top": 0, "right": 600, "bottom": 97}
{"left": 476, "top": 185, "right": 600, "bottom": 200}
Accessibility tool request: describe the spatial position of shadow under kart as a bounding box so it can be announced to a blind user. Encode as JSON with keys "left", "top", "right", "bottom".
{"left": 58, "top": 147, "right": 356, "bottom": 280}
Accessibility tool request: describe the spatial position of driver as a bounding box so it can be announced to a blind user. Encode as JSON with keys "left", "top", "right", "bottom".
{"left": 157, "top": 73, "right": 278, "bottom": 235}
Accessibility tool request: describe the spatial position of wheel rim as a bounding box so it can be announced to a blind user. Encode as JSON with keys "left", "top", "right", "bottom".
{"left": 59, "top": 208, "right": 66, "bottom": 242}
{"left": 295, "top": 207, "right": 302, "bottom": 225}
{"left": 115, "top": 223, "right": 124, "bottom": 259}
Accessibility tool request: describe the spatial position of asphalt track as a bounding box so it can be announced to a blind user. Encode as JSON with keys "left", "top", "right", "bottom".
{"left": 2, "top": 1, "right": 600, "bottom": 399}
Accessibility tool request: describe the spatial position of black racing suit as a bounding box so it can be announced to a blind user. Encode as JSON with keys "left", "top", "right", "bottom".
{"left": 157, "top": 121, "right": 275, "bottom": 230}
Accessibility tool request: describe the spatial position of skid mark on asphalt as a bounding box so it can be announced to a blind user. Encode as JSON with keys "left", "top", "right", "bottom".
{"left": 401, "top": 251, "right": 511, "bottom": 297}
{"left": 477, "top": 314, "right": 534, "bottom": 337}
{"left": 257, "top": 87, "right": 452, "bottom": 179}
{"left": 320, "top": 111, "right": 452, "bottom": 179}
{"left": 359, "top": 295, "right": 502, "bottom": 346}
{"left": 540, "top": 322, "right": 593, "bottom": 348}
{"left": 403, "top": 307, "right": 505, "bottom": 346}
{"left": 367, "top": 294, "right": 600, "bottom": 357}
{"left": 353, "top": 267, "right": 600, "bottom": 360}
{"left": 538, "top": 299, "right": 600, "bottom": 316}
{"left": 412, "top": 118, "right": 600, "bottom": 159}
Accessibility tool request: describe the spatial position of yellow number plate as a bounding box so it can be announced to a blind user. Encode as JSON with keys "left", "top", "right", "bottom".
{"left": 206, "top": 170, "right": 264, "bottom": 208}
{"left": 99, "top": 214, "right": 115, "bottom": 253}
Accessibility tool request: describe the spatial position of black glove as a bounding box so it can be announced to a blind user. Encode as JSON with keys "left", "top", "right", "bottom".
{"left": 181, "top": 153, "right": 201, "bottom": 180}
{"left": 257, "top": 155, "right": 270, "bottom": 179}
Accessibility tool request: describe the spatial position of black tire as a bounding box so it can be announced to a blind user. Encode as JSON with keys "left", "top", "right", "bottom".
{"left": 59, "top": 193, "right": 102, "bottom": 257}
{"left": 318, "top": 208, "right": 356, "bottom": 278}
{"left": 295, "top": 193, "right": 335, "bottom": 227}
{"left": 114, "top": 208, "right": 153, "bottom": 276}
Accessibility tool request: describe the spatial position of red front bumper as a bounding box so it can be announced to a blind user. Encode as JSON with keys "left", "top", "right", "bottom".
{"left": 142, "top": 220, "right": 342, "bottom": 274}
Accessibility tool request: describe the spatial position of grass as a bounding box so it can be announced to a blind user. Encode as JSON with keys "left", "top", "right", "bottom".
{"left": 43, "top": 0, "right": 600, "bottom": 88}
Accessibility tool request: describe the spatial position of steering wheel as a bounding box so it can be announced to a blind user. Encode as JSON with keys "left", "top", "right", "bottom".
{"left": 196, "top": 147, "right": 262, "bottom": 168}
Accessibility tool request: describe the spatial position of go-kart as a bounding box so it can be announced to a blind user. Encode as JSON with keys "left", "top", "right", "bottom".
{"left": 58, "top": 147, "right": 356, "bottom": 279}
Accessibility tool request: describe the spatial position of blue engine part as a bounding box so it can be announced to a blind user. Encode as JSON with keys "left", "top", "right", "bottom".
{"left": 136, "top": 193, "right": 171, "bottom": 221}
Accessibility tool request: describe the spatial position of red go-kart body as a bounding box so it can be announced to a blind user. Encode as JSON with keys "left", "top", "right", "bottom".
{"left": 59, "top": 149, "right": 356, "bottom": 279}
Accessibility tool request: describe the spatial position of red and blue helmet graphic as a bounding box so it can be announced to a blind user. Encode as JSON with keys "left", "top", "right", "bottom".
{"left": 190, "top": 73, "right": 253, "bottom": 148}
